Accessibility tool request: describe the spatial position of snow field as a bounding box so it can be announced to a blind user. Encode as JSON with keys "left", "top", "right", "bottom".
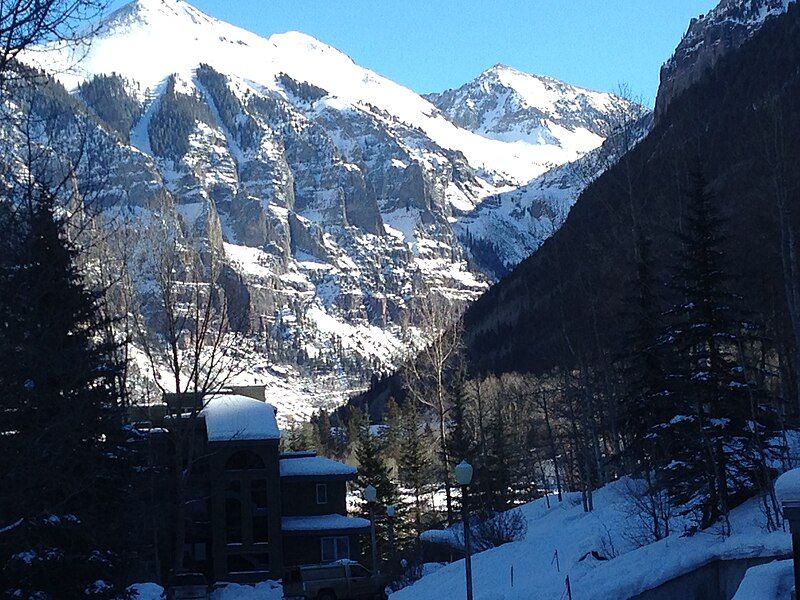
{"left": 393, "top": 477, "right": 792, "bottom": 600}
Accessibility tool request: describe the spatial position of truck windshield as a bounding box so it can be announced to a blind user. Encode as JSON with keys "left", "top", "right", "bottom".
{"left": 350, "top": 565, "right": 370, "bottom": 578}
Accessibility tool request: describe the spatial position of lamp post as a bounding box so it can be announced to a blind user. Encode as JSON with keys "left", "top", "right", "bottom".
{"left": 386, "top": 504, "right": 397, "bottom": 580}
{"left": 780, "top": 481, "right": 800, "bottom": 599}
{"left": 364, "top": 484, "right": 379, "bottom": 575}
{"left": 454, "top": 460, "right": 474, "bottom": 600}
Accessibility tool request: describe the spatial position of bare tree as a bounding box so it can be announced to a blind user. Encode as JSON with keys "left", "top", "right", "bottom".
{"left": 131, "top": 216, "right": 247, "bottom": 572}
{"left": 0, "top": 0, "right": 107, "bottom": 90}
{"left": 403, "top": 290, "right": 465, "bottom": 525}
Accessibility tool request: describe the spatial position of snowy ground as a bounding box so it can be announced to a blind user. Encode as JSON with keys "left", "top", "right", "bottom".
{"left": 392, "top": 477, "right": 793, "bottom": 600}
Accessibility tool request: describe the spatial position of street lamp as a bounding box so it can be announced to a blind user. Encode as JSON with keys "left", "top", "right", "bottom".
{"left": 454, "top": 460, "right": 474, "bottom": 600}
{"left": 364, "top": 484, "right": 379, "bottom": 574}
{"left": 386, "top": 504, "right": 397, "bottom": 580}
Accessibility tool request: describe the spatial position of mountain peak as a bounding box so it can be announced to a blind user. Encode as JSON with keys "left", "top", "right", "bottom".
{"left": 427, "top": 65, "right": 628, "bottom": 149}
{"left": 656, "top": 0, "right": 796, "bottom": 118}
{"left": 102, "top": 0, "right": 217, "bottom": 31}
{"left": 478, "top": 63, "right": 539, "bottom": 81}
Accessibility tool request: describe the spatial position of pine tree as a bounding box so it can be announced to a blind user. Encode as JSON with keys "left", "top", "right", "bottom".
{"left": 311, "top": 409, "right": 338, "bottom": 457}
{"left": 621, "top": 234, "right": 668, "bottom": 465}
{"left": 354, "top": 416, "right": 404, "bottom": 567}
{"left": 485, "top": 397, "right": 516, "bottom": 512}
{"left": 0, "top": 192, "right": 131, "bottom": 598}
{"left": 344, "top": 405, "right": 369, "bottom": 464}
{"left": 397, "top": 401, "right": 435, "bottom": 534}
{"left": 382, "top": 397, "right": 404, "bottom": 465}
{"left": 656, "top": 166, "right": 781, "bottom": 533}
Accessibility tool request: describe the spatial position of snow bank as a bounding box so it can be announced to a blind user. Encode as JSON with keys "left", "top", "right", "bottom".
{"left": 393, "top": 478, "right": 792, "bottom": 600}
{"left": 732, "top": 559, "right": 794, "bottom": 600}
{"left": 201, "top": 395, "right": 280, "bottom": 442}
{"left": 211, "top": 580, "right": 282, "bottom": 600}
{"left": 280, "top": 455, "right": 357, "bottom": 477}
{"left": 128, "top": 580, "right": 284, "bottom": 600}
{"left": 419, "top": 529, "right": 460, "bottom": 548}
{"left": 282, "top": 514, "right": 371, "bottom": 532}
{"left": 128, "top": 583, "right": 164, "bottom": 599}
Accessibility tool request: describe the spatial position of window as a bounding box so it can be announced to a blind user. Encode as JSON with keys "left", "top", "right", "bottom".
{"left": 225, "top": 450, "right": 264, "bottom": 470}
{"left": 251, "top": 479, "right": 268, "bottom": 509}
{"left": 227, "top": 552, "right": 269, "bottom": 573}
{"left": 251, "top": 479, "right": 269, "bottom": 542}
{"left": 225, "top": 481, "right": 242, "bottom": 544}
{"left": 253, "top": 514, "right": 269, "bottom": 543}
{"left": 350, "top": 565, "right": 369, "bottom": 578}
{"left": 183, "top": 542, "right": 207, "bottom": 563}
{"left": 321, "top": 536, "right": 350, "bottom": 562}
{"left": 316, "top": 483, "right": 328, "bottom": 505}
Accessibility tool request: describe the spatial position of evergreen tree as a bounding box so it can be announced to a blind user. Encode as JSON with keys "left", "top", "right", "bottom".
{"left": 382, "top": 397, "right": 403, "bottom": 466}
{"left": 397, "top": 401, "right": 435, "bottom": 534}
{"left": 484, "top": 397, "right": 516, "bottom": 512}
{"left": 621, "top": 233, "right": 668, "bottom": 468}
{"left": 344, "top": 405, "right": 369, "bottom": 464}
{"left": 0, "top": 192, "right": 131, "bottom": 598}
{"left": 656, "top": 166, "right": 781, "bottom": 532}
{"left": 310, "top": 409, "right": 338, "bottom": 457}
{"left": 354, "top": 416, "right": 404, "bottom": 567}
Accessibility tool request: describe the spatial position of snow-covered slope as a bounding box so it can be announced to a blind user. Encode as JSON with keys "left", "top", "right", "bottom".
{"left": 393, "top": 478, "right": 791, "bottom": 600}
{"left": 656, "top": 0, "right": 796, "bottom": 118}
{"left": 16, "top": 0, "right": 633, "bottom": 420}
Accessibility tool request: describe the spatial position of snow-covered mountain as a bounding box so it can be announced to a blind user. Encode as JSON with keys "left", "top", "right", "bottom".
{"left": 656, "top": 0, "right": 796, "bottom": 118}
{"left": 426, "top": 64, "right": 621, "bottom": 157}
{"left": 16, "top": 0, "right": 633, "bottom": 421}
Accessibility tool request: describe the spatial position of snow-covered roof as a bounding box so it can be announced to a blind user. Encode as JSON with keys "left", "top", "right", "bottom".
{"left": 280, "top": 456, "right": 357, "bottom": 478}
{"left": 282, "top": 514, "right": 370, "bottom": 532}
{"left": 200, "top": 394, "right": 280, "bottom": 442}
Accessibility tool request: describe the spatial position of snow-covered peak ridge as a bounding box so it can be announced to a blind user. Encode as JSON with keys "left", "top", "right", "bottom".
{"left": 476, "top": 63, "right": 615, "bottom": 111}
{"left": 25, "top": 0, "right": 626, "bottom": 184}
{"left": 427, "top": 62, "right": 632, "bottom": 149}
{"left": 656, "top": 0, "right": 796, "bottom": 118}
{"left": 90, "top": 0, "right": 231, "bottom": 43}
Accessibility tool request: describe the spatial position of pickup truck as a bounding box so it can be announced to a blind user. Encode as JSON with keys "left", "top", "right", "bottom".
{"left": 283, "top": 561, "right": 388, "bottom": 600}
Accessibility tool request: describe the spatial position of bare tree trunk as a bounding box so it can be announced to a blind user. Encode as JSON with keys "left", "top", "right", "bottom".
{"left": 540, "top": 388, "right": 563, "bottom": 502}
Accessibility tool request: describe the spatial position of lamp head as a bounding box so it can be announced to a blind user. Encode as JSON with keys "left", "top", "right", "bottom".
{"left": 364, "top": 484, "right": 377, "bottom": 503}
{"left": 454, "top": 460, "right": 473, "bottom": 486}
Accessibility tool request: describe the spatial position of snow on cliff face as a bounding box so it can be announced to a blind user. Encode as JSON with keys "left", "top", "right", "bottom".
{"left": 19, "top": 0, "right": 633, "bottom": 420}
{"left": 656, "top": 0, "right": 796, "bottom": 118}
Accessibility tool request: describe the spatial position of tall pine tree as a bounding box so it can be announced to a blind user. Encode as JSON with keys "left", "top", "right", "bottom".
{"left": 656, "top": 166, "right": 781, "bottom": 533}
{"left": 354, "top": 416, "right": 404, "bottom": 568}
{"left": 397, "top": 401, "right": 435, "bottom": 535}
{"left": 0, "top": 192, "right": 132, "bottom": 598}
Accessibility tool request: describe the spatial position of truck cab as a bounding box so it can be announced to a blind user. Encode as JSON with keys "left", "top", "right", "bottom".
{"left": 283, "top": 561, "right": 388, "bottom": 600}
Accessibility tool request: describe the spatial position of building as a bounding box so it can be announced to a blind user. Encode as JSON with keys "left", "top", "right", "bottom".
{"left": 139, "top": 389, "right": 370, "bottom": 584}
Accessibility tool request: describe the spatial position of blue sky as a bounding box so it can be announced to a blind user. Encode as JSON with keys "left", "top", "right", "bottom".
{"left": 114, "top": 0, "right": 718, "bottom": 106}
